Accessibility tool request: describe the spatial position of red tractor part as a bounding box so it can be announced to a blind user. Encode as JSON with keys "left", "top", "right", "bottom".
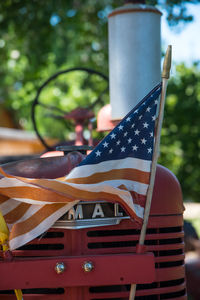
{"left": 0, "top": 162, "right": 187, "bottom": 299}
{"left": 64, "top": 107, "right": 94, "bottom": 146}
{"left": 0, "top": 151, "right": 84, "bottom": 179}
{"left": 97, "top": 104, "right": 115, "bottom": 132}
{"left": 40, "top": 151, "right": 64, "bottom": 158}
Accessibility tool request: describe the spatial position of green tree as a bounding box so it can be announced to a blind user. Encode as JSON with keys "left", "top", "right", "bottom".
{"left": 160, "top": 63, "right": 200, "bottom": 201}
{"left": 0, "top": 0, "right": 199, "bottom": 130}
{"left": 0, "top": 0, "right": 200, "bottom": 201}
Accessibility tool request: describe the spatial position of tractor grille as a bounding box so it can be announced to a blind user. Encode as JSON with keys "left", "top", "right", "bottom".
{"left": 0, "top": 215, "right": 187, "bottom": 299}
{"left": 85, "top": 218, "right": 186, "bottom": 300}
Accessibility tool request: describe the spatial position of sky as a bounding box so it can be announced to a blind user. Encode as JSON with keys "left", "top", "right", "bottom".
{"left": 161, "top": 3, "right": 200, "bottom": 65}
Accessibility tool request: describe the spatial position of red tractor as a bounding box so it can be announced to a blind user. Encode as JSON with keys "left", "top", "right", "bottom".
{"left": 0, "top": 2, "right": 188, "bottom": 299}
{"left": 0, "top": 147, "right": 186, "bottom": 299}
{"left": 0, "top": 69, "right": 187, "bottom": 298}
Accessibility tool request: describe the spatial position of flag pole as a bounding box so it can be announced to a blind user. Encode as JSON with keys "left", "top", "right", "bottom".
{"left": 129, "top": 45, "right": 172, "bottom": 300}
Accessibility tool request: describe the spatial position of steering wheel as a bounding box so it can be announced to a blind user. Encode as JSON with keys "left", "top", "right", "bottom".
{"left": 31, "top": 67, "right": 109, "bottom": 150}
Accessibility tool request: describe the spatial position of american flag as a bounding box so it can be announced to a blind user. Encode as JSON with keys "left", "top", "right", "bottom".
{"left": 0, "top": 83, "right": 162, "bottom": 250}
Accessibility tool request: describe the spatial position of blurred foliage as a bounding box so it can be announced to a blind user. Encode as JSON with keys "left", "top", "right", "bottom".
{"left": 159, "top": 63, "right": 200, "bottom": 201}
{"left": 0, "top": 0, "right": 200, "bottom": 201}
{"left": 189, "top": 218, "right": 200, "bottom": 237}
{"left": 0, "top": 0, "right": 199, "bottom": 129}
{"left": 0, "top": 0, "right": 114, "bottom": 130}
{"left": 33, "top": 68, "right": 109, "bottom": 142}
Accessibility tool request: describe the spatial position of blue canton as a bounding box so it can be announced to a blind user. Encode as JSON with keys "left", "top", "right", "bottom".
{"left": 80, "top": 83, "right": 162, "bottom": 166}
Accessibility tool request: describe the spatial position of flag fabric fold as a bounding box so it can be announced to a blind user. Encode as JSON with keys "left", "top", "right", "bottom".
{"left": 0, "top": 83, "right": 162, "bottom": 250}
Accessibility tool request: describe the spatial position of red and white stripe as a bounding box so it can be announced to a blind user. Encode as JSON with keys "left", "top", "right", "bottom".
{"left": 0, "top": 156, "right": 151, "bottom": 250}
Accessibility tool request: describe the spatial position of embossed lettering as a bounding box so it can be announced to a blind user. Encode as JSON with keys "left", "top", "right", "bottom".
{"left": 67, "top": 204, "right": 83, "bottom": 220}
{"left": 92, "top": 204, "right": 105, "bottom": 218}
{"left": 114, "top": 203, "right": 123, "bottom": 217}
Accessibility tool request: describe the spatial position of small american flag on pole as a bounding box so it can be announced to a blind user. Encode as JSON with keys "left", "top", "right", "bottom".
{"left": 0, "top": 83, "right": 162, "bottom": 250}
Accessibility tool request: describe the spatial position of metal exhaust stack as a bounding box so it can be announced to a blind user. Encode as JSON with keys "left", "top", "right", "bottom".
{"left": 108, "top": 0, "right": 162, "bottom": 121}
